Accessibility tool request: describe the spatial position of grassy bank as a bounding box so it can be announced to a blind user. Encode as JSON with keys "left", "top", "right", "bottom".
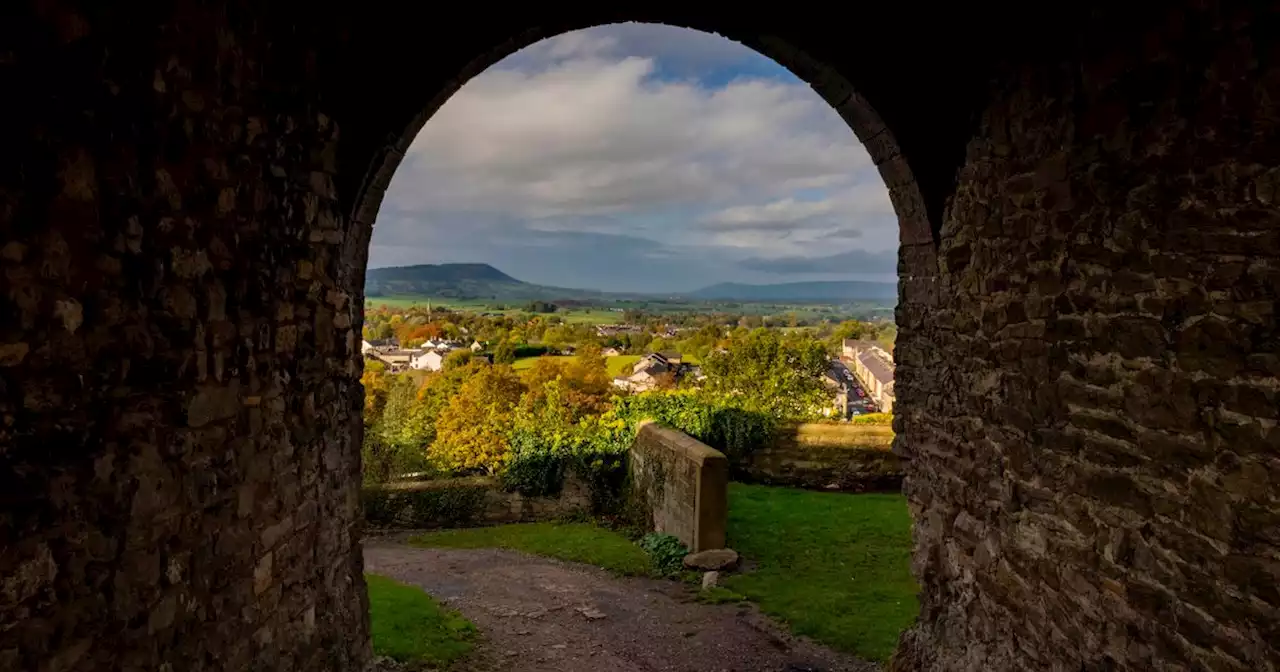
{"left": 365, "top": 573, "right": 477, "bottom": 666}
{"left": 722, "top": 483, "right": 916, "bottom": 662}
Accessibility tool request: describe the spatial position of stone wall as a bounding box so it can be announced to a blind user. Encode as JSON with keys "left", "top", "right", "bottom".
{"left": 893, "top": 6, "right": 1280, "bottom": 671}
{"left": 0, "top": 6, "right": 370, "bottom": 671}
{"left": 629, "top": 422, "right": 729, "bottom": 552}
{"left": 362, "top": 473, "right": 593, "bottom": 529}
{"left": 5, "top": 3, "right": 1279, "bottom": 671}
{"left": 740, "top": 422, "right": 901, "bottom": 492}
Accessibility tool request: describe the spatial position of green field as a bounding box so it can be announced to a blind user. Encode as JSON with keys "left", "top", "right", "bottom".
{"left": 364, "top": 295, "right": 625, "bottom": 324}
{"left": 363, "top": 293, "right": 893, "bottom": 323}
{"left": 512, "top": 355, "right": 575, "bottom": 370}
{"left": 607, "top": 354, "right": 642, "bottom": 376}
{"left": 511, "top": 354, "right": 640, "bottom": 376}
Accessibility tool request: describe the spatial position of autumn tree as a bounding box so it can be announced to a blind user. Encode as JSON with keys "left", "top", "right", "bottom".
{"left": 433, "top": 364, "right": 526, "bottom": 473}
{"left": 443, "top": 348, "right": 473, "bottom": 370}
{"left": 518, "top": 342, "right": 613, "bottom": 421}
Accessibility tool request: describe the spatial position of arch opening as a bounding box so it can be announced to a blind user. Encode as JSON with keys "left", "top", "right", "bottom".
{"left": 354, "top": 22, "right": 923, "bottom": 667}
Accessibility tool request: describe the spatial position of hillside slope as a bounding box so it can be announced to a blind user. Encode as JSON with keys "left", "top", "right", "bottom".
{"left": 365, "top": 263, "right": 603, "bottom": 301}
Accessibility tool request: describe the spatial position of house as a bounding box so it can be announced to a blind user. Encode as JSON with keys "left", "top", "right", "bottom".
{"left": 601, "top": 347, "right": 622, "bottom": 357}
{"left": 848, "top": 344, "right": 895, "bottom": 414}
{"left": 842, "top": 338, "right": 877, "bottom": 360}
{"left": 470, "top": 341, "right": 485, "bottom": 352}
{"left": 596, "top": 324, "right": 644, "bottom": 337}
{"left": 657, "top": 350, "right": 682, "bottom": 365}
{"left": 614, "top": 353, "right": 675, "bottom": 392}
{"left": 371, "top": 348, "right": 421, "bottom": 372}
{"left": 361, "top": 338, "right": 399, "bottom": 355}
{"left": 632, "top": 353, "right": 671, "bottom": 376}
{"left": 411, "top": 349, "right": 446, "bottom": 372}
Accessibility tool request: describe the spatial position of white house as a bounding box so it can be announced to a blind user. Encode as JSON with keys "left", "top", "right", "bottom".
{"left": 470, "top": 341, "right": 484, "bottom": 352}
{"left": 411, "top": 350, "right": 446, "bottom": 372}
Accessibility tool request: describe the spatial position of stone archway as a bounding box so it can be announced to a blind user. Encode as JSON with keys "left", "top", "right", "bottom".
{"left": 2, "top": 2, "right": 1278, "bottom": 671}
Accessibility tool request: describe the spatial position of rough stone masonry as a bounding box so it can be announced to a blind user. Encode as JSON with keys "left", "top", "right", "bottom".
{"left": 0, "top": 2, "right": 1276, "bottom": 671}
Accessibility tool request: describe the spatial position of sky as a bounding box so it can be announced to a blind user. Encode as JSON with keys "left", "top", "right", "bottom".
{"left": 368, "top": 23, "right": 897, "bottom": 293}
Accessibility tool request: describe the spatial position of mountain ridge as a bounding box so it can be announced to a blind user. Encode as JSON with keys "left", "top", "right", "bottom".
{"left": 365, "top": 263, "right": 896, "bottom": 303}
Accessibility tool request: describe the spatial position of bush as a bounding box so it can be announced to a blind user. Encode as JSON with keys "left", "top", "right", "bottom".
{"left": 639, "top": 532, "right": 688, "bottom": 576}
{"left": 500, "top": 414, "right": 632, "bottom": 513}
{"left": 608, "top": 390, "right": 775, "bottom": 461}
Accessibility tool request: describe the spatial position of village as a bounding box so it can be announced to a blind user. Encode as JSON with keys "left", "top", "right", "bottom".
{"left": 359, "top": 314, "right": 896, "bottom": 422}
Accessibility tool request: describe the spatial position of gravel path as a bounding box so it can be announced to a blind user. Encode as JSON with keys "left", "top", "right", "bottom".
{"left": 363, "top": 539, "right": 879, "bottom": 672}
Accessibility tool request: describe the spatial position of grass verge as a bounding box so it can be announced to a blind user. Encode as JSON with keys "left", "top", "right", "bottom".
{"left": 409, "top": 521, "right": 653, "bottom": 576}
{"left": 365, "top": 573, "right": 476, "bottom": 666}
{"left": 721, "top": 483, "right": 917, "bottom": 662}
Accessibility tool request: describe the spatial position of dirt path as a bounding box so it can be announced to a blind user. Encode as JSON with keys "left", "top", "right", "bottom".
{"left": 364, "top": 539, "right": 878, "bottom": 672}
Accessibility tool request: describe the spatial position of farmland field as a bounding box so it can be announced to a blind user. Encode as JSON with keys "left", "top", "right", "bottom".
{"left": 364, "top": 295, "right": 626, "bottom": 324}
{"left": 511, "top": 354, "right": 641, "bottom": 376}
{"left": 363, "top": 293, "right": 892, "bottom": 324}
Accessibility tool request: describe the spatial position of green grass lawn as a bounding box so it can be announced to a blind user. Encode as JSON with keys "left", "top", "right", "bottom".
{"left": 365, "top": 573, "right": 477, "bottom": 666}
{"left": 410, "top": 522, "right": 653, "bottom": 576}
{"left": 722, "top": 483, "right": 917, "bottom": 662}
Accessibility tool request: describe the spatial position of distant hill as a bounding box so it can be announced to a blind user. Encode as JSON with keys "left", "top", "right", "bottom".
{"left": 688, "top": 281, "right": 897, "bottom": 302}
{"left": 365, "top": 263, "right": 897, "bottom": 306}
{"left": 365, "top": 263, "right": 604, "bottom": 301}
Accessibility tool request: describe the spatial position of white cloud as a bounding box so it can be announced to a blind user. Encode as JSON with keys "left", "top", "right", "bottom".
{"left": 371, "top": 24, "right": 897, "bottom": 289}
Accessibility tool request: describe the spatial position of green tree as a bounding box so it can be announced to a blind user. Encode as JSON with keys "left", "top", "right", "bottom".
{"left": 493, "top": 340, "right": 517, "bottom": 364}
{"left": 701, "top": 329, "right": 829, "bottom": 420}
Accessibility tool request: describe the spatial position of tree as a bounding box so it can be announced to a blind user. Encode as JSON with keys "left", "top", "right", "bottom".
{"left": 360, "top": 359, "right": 392, "bottom": 428}
{"left": 701, "top": 328, "right": 830, "bottom": 420}
{"left": 433, "top": 365, "right": 526, "bottom": 473}
{"left": 518, "top": 342, "right": 613, "bottom": 421}
{"left": 443, "top": 349, "right": 473, "bottom": 370}
{"left": 493, "top": 339, "right": 517, "bottom": 364}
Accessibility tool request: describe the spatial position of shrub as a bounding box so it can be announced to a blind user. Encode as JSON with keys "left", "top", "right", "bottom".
{"left": 639, "top": 532, "right": 688, "bottom": 576}
{"left": 608, "top": 390, "right": 775, "bottom": 461}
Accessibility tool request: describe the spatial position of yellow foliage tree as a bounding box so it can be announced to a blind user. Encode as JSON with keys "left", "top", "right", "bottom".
{"left": 433, "top": 364, "right": 526, "bottom": 473}
{"left": 360, "top": 359, "right": 391, "bottom": 426}
{"left": 519, "top": 342, "right": 613, "bottom": 421}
